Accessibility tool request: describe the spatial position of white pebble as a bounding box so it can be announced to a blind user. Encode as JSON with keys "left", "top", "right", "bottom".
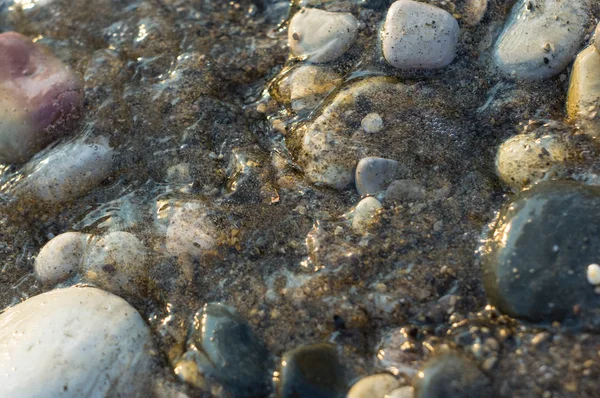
{"left": 361, "top": 113, "right": 383, "bottom": 133}
{"left": 567, "top": 44, "right": 600, "bottom": 136}
{"left": 347, "top": 373, "right": 399, "bottom": 398}
{"left": 34, "top": 232, "right": 90, "bottom": 284}
{"left": 290, "top": 65, "right": 341, "bottom": 111}
{"left": 0, "top": 286, "right": 154, "bottom": 397}
{"left": 381, "top": 0, "right": 459, "bottom": 70}
{"left": 165, "top": 201, "right": 217, "bottom": 258}
{"left": 493, "top": 0, "right": 590, "bottom": 80}
{"left": 587, "top": 263, "right": 600, "bottom": 285}
{"left": 352, "top": 197, "right": 383, "bottom": 233}
{"left": 288, "top": 8, "right": 358, "bottom": 63}
{"left": 17, "top": 136, "right": 114, "bottom": 203}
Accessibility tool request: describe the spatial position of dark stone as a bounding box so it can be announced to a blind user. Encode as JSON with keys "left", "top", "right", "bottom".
{"left": 415, "top": 354, "right": 493, "bottom": 398}
{"left": 188, "top": 303, "right": 272, "bottom": 397}
{"left": 480, "top": 181, "right": 600, "bottom": 326}
{"left": 278, "top": 343, "right": 346, "bottom": 398}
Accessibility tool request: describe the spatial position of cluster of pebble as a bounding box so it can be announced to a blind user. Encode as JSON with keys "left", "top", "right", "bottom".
{"left": 1, "top": 0, "right": 600, "bottom": 397}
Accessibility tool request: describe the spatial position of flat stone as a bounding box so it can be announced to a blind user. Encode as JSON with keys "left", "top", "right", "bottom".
{"left": 278, "top": 344, "right": 346, "bottom": 398}
{"left": 493, "top": 0, "right": 590, "bottom": 80}
{"left": 567, "top": 44, "right": 600, "bottom": 136}
{"left": 34, "top": 232, "right": 89, "bottom": 284}
{"left": 480, "top": 181, "right": 600, "bottom": 325}
{"left": 347, "top": 374, "right": 400, "bottom": 398}
{"left": 415, "top": 354, "right": 492, "bottom": 398}
{"left": 0, "top": 32, "right": 82, "bottom": 164}
{"left": 381, "top": 0, "right": 459, "bottom": 70}
{"left": 288, "top": 8, "right": 358, "bottom": 63}
{"left": 0, "top": 286, "right": 154, "bottom": 397}
{"left": 356, "top": 157, "right": 399, "bottom": 196}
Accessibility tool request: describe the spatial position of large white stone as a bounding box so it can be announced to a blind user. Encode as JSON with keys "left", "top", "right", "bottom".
{"left": 381, "top": 0, "right": 459, "bottom": 70}
{"left": 493, "top": 0, "right": 590, "bottom": 80}
{"left": 17, "top": 136, "right": 114, "bottom": 203}
{"left": 34, "top": 232, "right": 90, "bottom": 284}
{"left": 288, "top": 8, "right": 358, "bottom": 63}
{"left": 0, "top": 286, "right": 154, "bottom": 397}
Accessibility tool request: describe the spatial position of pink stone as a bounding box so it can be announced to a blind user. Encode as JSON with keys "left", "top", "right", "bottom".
{"left": 0, "top": 32, "right": 82, "bottom": 164}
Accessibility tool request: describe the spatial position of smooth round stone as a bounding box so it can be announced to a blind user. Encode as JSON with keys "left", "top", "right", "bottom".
{"left": 165, "top": 201, "right": 217, "bottom": 258}
{"left": 16, "top": 136, "right": 114, "bottom": 204}
{"left": 278, "top": 343, "right": 346, "bottom": 398}
{"left": 83, "top": 231, "right": 149, "bottom": 297}
{"left": 352, "top": 196, "right": 383, "bottom": 233}
{"left": 493, "top": 0, "right": 590, "bottom": 80}
{"left": 34, "top": 232, "right": 90, "bottom": 284}
{"left": 381, "top": 0, "right": 459, "bottom": 70}
{"left": 567, "top": 45, "right": 600, "bottom": 136}
{"left": 347, "top": 374, "right": 399, "bottom": 398}
{"left": 288, "top": 8, "right": 358, "bottom": 63}
{"left": 587, "top": 264, "right": 600, "bottom": 285}
{"left": 0, "top": 32, "right": 82, "bottom": 164}
{"left": 0, "top": 286, "right": 154, "bottom": 397}
{"left": 361, "top": 113, "right": 383, "bottom": 133}
{"left": 481, "top": 181, "right": 600, "bottom": 324}
{"left": 458, "top": 0, "right": 488, "bottom": 26}
{"left": 414, "top": 354, "right": 492, "bottom": 398}
{"left": 495, "top": 132, "right": 567, "bottom": 190}
{"left": 355, "top": 157, "right": 399, "bottom": 196}
{"left": 183, "top": 303, "right": 271, "bottom": 397}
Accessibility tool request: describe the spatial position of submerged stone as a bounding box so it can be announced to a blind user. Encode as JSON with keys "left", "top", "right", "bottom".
{"left": 0, "top": 32, "right": 82, "bottom": 164}
{"left": 0, "top": 286, "right": 154, "bottom": 397}
{"left": 347, "top": 373, "right": 400, "bottom": 398}
{"left": 278, "top": 343, "right": 346, "bottom": 398}
{"left": 355, "top": 157, "right": 399, "bottom": 196}
{"left": 481, "top": 181, "right": 600, "bottom": 325}
{"left": 493, "top": 0, "right": 590, "bottom": 80}
{"left": 381, "top": 0, "right": 459, "bottom": 70}
{"left": 184, "top": 303, "right": 271, "bottom": 397}
{"left": 415, "top": 354, "right": 492, "bottom": 398}
{"left": 34, "top": 231, "right": 89, "bottom": 284}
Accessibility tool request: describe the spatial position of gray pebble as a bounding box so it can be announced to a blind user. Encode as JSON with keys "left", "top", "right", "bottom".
{"left": 355, "top": 157, "right": 399, "bottom": 196}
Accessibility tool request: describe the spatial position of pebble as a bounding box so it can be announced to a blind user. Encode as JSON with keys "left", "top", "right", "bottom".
{"left": 0, "top": 32, "right": 82, "bottom": 164}
{"left": 493, "top": 0, "right": 590, "bottom": 80}
{"left": 414, "top": 354, "right": 492, "bottom": 398}
{"left": 179, "top": 303, "right": 271, "bottom": 397}
{"left": 83, "top": 231, "right": 149, "bottom": 297}
{"left": 385, "top": 179, "right": 426, "bottom": 202}
{"left": 288, "top": 8, "right": 358, "bottom": 63}
{"left": 361, "top": 113, "right": 384, "bottom": 133}
{"left": 277, "top": 343, "right": 346, "bottom": 398}
{"left": 480, "top": 181, "right": 600, "bottom": 324}
{"left": 34, "top": 231, "right": 90, "bottom": 284}
{"left": 567, "top": 44, "right": 600, "bottom": 135}
{"left": 355, "top": 157, "right": 399, "bottom": 196}
{"left": 288, "top": 65, "right": 341, "bottom": 112}
{"left": 587, "top": 264, "right": 600, "bottom": 285}
{"left": 16, "top": 136, "right": 114, "bottom": 204}
{"left": 387, "top": 386, "right": 415, "bottom": 398}
{"left": 347, "top": 373, "right": 399, "bottom": 398}
{"left": 0, "top": 286, "right": 154, "bottom": 397}
{"left": 495, "top": 131, "right": 567, "bottom": 190}
{"left": 381, "top": 0, "right": 459, "bottom": 70}
{"left": 352, "top": 196, "right": 383, "bottom": 233}
{"left": 164, "top": 201, "right": 217, "bottom": 258}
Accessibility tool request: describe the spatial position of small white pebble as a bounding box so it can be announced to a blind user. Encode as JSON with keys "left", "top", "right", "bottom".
{"left": 361, "top": 113, "right": 383, "bottom": 133}
{"left": 587, "top": 263, "right": 600, "bottom": 285}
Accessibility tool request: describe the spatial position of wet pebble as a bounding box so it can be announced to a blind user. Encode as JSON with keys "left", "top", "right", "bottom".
{"left": 347, "top": 373, "right": 399, "bottom": 398}
{"left": 385, "top": 179, "right": 426, "bottom": 202}
{"left": 567, "top": 43, "right": 600, "bottom": 135}
{"left": 495, "top": 130, "right": 568, "bottom": 190}
{"left": 277, "top": 344, "right": 346, "bottom": 398}
{"left": 34, "top": 231, "right": 90, "bottom": 284}
{"left": 355, "top": 157, "right": 399, "bottom": 196}
{"left": 15, "top": 136, "right": 114, "bottom": 204}
{"left": 0, "top": 32, "right": 82, "bottom": 164}
{"left": 83, "top": 231, "right": 149, "bottom": 297}
{"left": 493, "top": 0, "right": 590, "bottom": 80}
{"left": 414, "top": 354, "right": 492, "bottom": 398}
{"left": 352, "top": 196, "right": 383, "bottom": 233}
{"left": 381, "top": 0, "right": 459, "bottom": 70}
{"left": 288, "top": 8, "right": 358, "bottom": 63}
{"left": 289, "top": 65, "right": 341, "bottom": 112}
{"left": 481, "top": 181, "right": 600, "bottom": 325}
{"left": 0, "top": 286, "right": 154, "bottom": 397}
{"left": 361, "top": 113, "right": 384, "bottom": 133}
{"left": 179, "top": 303, "right": 271, "bottom": 397}
{"left": 163, "top": 201, "right": 217, "bottom": 258}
